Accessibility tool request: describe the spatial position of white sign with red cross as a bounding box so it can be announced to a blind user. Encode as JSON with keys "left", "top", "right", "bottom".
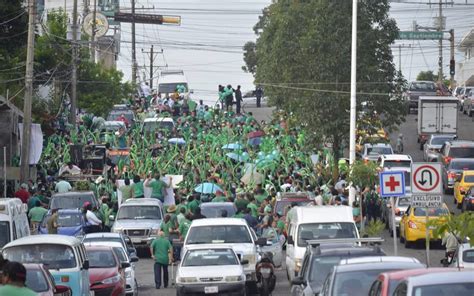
{"left": 379, "top": 171, "right": 406, "bottom": 197}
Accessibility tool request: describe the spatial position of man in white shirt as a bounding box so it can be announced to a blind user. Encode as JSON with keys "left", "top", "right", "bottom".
{"left": 58, "top": 162, "right": 81, "bottom": 177}
{"left": 84, "top": 202, "right": 102, "bottom": 233}
{"left": 55, "top": 177, "right": 72, "bottom": 193}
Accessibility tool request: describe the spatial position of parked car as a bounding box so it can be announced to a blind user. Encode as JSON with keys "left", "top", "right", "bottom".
{"left": 107, "top": 110, "right": 135, "bottom": 126}
{"left": 82, "top": 232, "right": 137, "bottom": 258}
{"left": 39, "top": 209, "right": 86, "bottom": 236}
{"left": 435, "top": 140, "right": 474, "bottom": 166}
{"left": 290, "top": 239, "right": 386, "bottom": 296}
{"left": 25, "top": 263, "right": 72, "bottom": 296}
{"left": 442, "top": 158, "right": 474, "bottom": 194}
{"left": 319, "top": 256, "right": 424, "bottom": 296}
{"left": 361, "top": 143, "right": 394, "bottom": 162}
{"left": 377, "top": 154, "right": 412, "bottom": 194}
{"left": 462, "top": 87, "right": 474, "bottom": 116}
{"left": 368, "top": 268, "right": 458, "bottom": 296}
{"left": 176, "top": 246, "right": 246, "bottom": 296}
{"left": 461, "top": 186, "right": 474, "bottom": 212}
{"left": 404, "top": 81, "right": 437, "bottom": 113}
{"left": 453, "top": 170, "right": 474, "bottom": 207}
{"left": 85, "top": 245, "right": 128, "bottom": 296}
{"left": 273, "top": 192, "right": 312, "bottom": 221}
{"left": 50, "top": 191, "right": 98, "bottom": 210}
{"left": 111, "top": 198, "right": 163, "bottom": 251}
{"left": 392, "top": 270, "right": 473, "bottom": 296}
{"left": 399, "top": 204, "right": 450, "bottom": 248}
{"left": 423, "top": 134, "right": 457, "bottom": 162}
{"left": 0, "top": 198, "right": 30, "bottom": 249}
{"left": 199, "top": 202, "right": 237, "bottom": 218}
{"left": 381, "top": 196, "right": 411, "bottom": 237}
{"left": 142, "top": 117, "right": 175, "bottom": 135}
{"left": 450, "top": 242, "right": 474, "bottom": 269}
{"left": 458, "top": 86, "right": 472, "bottom": 111}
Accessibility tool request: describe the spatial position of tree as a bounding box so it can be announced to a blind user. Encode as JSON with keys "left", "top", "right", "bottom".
{"left": 416, "top": 70, "right": 436, "bottom": 82}
{"left": 245, "top": 0, "right": 406, "bottom": 160}
{"left": 430, "top": 212, "right": 474, "bottom": 247}
{"left": 242, "top": 41, "right": 257, "bottom": 75}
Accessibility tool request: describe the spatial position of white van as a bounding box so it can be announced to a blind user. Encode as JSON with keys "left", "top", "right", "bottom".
{"left": 285, "top": 206, "right": 359, "bottom": 280}
{"left": 157, "top": 70, "right": 189, "bottom": 96}
{"left": 142, "top": 117, "right": 175, "bottom": 135}
{"left": 183, "top": 218, "right": 264, "bottom": 292}
{"left": 0, "top": 198, "right": 30, "bottom": 249}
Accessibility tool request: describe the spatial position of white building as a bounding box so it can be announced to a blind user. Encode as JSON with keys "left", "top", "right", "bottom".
{"left": 457, "top": 29, "right": 474, "bottom": 86}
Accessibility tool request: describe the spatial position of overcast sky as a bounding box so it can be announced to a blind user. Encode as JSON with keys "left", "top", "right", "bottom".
{"left": 117, "top": 0, "right": 474, "bottom": 103}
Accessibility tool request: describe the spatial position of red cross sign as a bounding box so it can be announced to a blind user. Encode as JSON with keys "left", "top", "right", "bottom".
{"left": 379, "top": 171, "right": 406, "bottom": 197}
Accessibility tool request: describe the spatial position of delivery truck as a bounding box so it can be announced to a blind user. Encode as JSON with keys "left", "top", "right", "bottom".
{"left": 417, "top": 96, "right": 458, "bottom": 149}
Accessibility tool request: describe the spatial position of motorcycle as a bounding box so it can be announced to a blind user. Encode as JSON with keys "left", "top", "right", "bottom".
{"left": 256, "top": 251, "right": 276, "bottom": 296}
{"left": 440, "top": 250, "right": 455, "bottom": 267}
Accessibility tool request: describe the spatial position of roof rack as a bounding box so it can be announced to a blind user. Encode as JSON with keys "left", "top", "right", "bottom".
{"left": 306, "top": 237, "right": 384, "bottom": 247}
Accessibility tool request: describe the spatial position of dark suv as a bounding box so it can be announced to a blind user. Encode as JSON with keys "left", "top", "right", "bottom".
{"left": 290, "top": 239, "right": 386, "bottom": 296}
{"left": 405, "top": 81, "right": 437, "bottom": 113}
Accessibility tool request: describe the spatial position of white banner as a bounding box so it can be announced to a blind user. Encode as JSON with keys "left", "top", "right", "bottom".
{"left": 18, "top": 123, "right": 43, "bottom": 165}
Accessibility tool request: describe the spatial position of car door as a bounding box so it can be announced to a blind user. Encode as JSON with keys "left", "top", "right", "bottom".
{"left": 286, "top": 223, "right": 296, "bottom": 277}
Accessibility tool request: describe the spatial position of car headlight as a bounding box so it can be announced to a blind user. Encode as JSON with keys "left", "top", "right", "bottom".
{"left": 176, "top": 277, "right": 197, "bottom": 283}
{"left": 295, "top": 259, "right": 302, "bottom": 273}
{"left": 125, "top": 269, "right": 132, "bottom": 279}
{"left": 112, "top": 227, "right": 122, "bottom": 233}
{"left": 103, "top": 274, "right": 122, "bottom": 285}
{"left": 225, "top": 275, "right": 243, "bottom": 282}
{"left": 243, "top": 254, "right": 256, "bottom": 265}
{"left": 150, "top": 228, "right": 159, "bottom": 235}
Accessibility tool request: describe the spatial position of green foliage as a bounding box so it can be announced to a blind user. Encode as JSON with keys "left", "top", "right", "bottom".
{"left": 429, "top": 212, "right": 474, "bottom": 246}
{"left": 416, "top": 70, "right": 436, "bottom": 82}
{"left": 361, "top": 219, "right": 385, "bottom": 237}
{"left": 242, "top": 42, "right": 257, "bottom": 75}
{"left": 246, "top": 0, "right": 406, "bottom": 159}
{"left": 347, "top": 160, "right": 378, "bottom": 190}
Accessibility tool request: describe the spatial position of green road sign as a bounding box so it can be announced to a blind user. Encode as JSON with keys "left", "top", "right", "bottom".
{"left": 398, "top": 31, "right": 443, "bottom": 40}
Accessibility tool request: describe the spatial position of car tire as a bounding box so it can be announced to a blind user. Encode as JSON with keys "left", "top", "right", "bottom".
{"left": 399, "top": 232, "right": 405, "bottom": 243}
{"left": 404, "top": 236, "right": 412, "bottom": 249}
{"left": 457, "top": 200, "right": 463, "bottom": 209}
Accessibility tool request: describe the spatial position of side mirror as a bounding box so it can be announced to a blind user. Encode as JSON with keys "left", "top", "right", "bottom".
{"left": 240, "top": 259, "right": 249, "bottom": 265}
{"left": 109, "top": 215, "right": 115, "bottom": 221}
{"left": 54, "top": 285, "right": 71, "bottom": 296}
{"left": 256, "top": 237, "right": 267, "bottom": 247}
{"left": 121, "top": 262, "right": 131, "bottom": 269}
{"left": 291, "top": 276, "right": 306, "bottom": 286}
{"left": 287, "top": 236, "right": 294, "bottom": 245}
{"left": 130, "top": 255, "right": 139, "bottom": 263}
{"left": 82, "top": 260, "right": 89, "bottom": 270}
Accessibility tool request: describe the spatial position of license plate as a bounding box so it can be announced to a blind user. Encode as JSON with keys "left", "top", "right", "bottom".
{"left": 260, "top": 268, "right": 272, "bottom": 274}
{"left": 131, "top": 237, "right": 143, "bottom": 243}
{"left": 204, "top": 286, "right": 218, "bottom": 294}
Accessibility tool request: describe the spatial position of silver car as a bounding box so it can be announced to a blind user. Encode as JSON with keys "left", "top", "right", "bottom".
{"left": 382, "top": 196, "right": 411, "bottom": 237}
{"left": 423, "top": 134, "right": 457, "bottom": 162}
{"left": 361, "top": 143, "right": 394, "bottom": 162}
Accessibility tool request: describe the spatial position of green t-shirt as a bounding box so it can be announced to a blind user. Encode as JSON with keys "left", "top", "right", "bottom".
{"left": 234, "top": 198, "right": 249, "bottom": 211}
{"left": 151, "top": 237, "right": 172, "bottom": 265}
{"left": 188, "top": 199, "right": 199, "bottom": 214}
{"left": 132, "top": 181, "right": 144, "bottom": 198}
{"left": 160, "top": 220, "right": 173, "bottom": 238}
{"left": 247, "top": 203, "right": 259, "bottom": 218}
{"left": 28, "top": 206, "right": 48, "bottom": 222}
{"left": 0, "top": 285, "right": 37, "bottom": 296}
{"left": 27, "top": 195, "right": 40, "bottom": 210}
{"left": 212, "top": 196, "right": 227, "bottom": 203}
{"left": 178, "top": 219, "right": 191, "bottom": 238}
{"left": 233, "top": 212, "right": 245, "bottom": 218}
{"left": 276, "top": 220, "right": 286, "bottom": 232}
{"left": 147, "top": 179, "right": 167, "bottom": 199}
{"left": 255, "top": 194, "right": 268, "bottom": 205}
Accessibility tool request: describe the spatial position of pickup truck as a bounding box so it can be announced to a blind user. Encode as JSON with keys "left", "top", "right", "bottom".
{"left": 405, "top": 81, "right": 438, "bottom": 113}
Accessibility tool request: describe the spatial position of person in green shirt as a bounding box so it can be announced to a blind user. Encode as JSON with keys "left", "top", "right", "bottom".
{"left": 150, "top": 231, "right": 173, "bottom": 289}
{"left": 0, "top": 261, "right": 37, "bottom": 296}
{"left": 131, "top": 175, "right": 144, "bottom": 198}
{"left": 211, "top": 190, "right": 227, "bottom": 202}
{"left": 144, "top": 173, "right": 172, "bottom": 203}
{"left": 99, "top": 197, "right": 112, "bottom": 231}
{"left": 233, "top": 209, "right": 245, "bottom": 218}
{"left": 119, "top": 178, "right": 133, "bottom": 202}
{"left": 247, "top": 196, "right": 259, "bottom": 218}
{"left": 178, "top": 214, "right": 192, "bottom": 240}
{"left": 234, "top": 192, "right": 249, "bottom": 211}
{"left": 187, "top": 194, "right": 200, "bottom": 214}
{"left": 160, "top": 214, "right": 173, "bottom": 238}
{"left": 28, "top": 200, "right": 47, "bottom": 234}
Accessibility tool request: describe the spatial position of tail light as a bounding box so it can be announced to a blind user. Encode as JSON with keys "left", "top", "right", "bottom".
{"left": 444, "top": 156, "right": 452, "bottom": 164}
{"left": 408, "top": 220, "right": 418, "bottom": 229}
{"left": 448, "top": 171, "right": 456, "bottom": 180}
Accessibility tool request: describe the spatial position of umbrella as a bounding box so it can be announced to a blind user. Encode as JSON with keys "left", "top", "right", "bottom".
{"left": 247, "top": 137, "right": 262, "bottom": 146}
{"left": 226, "top": 152, "right": 249, "bottom": 163}
{"left": 168, "top": 138, "right": 186, "bottom": 145}
{"left": 222, "top": 143, "right": 243, "bottom": 150}
{"left": 194, "top": 182, "right": 223, "bottom": 194}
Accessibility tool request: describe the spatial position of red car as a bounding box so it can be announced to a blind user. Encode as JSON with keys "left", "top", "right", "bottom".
{"left": 24, "top": 263, "right": 71, "bottom": 296}
{"left": 368, "top": 268, "right": 459, "bottom": 296}
{"left": 85, "top": 245, "right": 128, "bottom": 296}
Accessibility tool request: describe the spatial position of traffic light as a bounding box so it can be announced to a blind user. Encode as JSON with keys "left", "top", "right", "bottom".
{"left": 450, "top": 59, "right": 455, "bottom": 76}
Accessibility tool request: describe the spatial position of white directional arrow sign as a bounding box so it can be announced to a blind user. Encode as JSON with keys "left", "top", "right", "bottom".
{"left": 411, "top": 163, "right": 442, "bottom": 195}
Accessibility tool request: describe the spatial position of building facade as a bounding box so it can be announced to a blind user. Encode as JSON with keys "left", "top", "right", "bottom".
{"left": 457, "top": 29, "right": 474, "bottom": 86}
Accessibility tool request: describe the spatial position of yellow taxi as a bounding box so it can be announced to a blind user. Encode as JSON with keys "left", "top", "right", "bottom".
{"left": 453, "top": 170, "right": 474, "bottom": 209}
{"left": 399, "top": 203, "right": 450, "bottom": 248}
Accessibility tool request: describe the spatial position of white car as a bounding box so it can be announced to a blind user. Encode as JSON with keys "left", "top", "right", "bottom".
{"left": 82, "top": 235, "right": 139, "bottom": 296}
{"left": 361, "top": 143, "right": 394, "bottom": 162}
{"left": 392, "top": 270, "right": 473, "bottom": 295}
{"left": 176, "top": 246, "right": 246, "bottom": 296}
{"left": 377, "top": 154, "right": 413, "bottom": 194}
{"left": 450, "top": 243, "right": 474, "bottom": 269}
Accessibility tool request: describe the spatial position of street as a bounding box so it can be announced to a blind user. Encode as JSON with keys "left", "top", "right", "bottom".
{"left": 131, "top": 110, "right": 473, "bottom": 296}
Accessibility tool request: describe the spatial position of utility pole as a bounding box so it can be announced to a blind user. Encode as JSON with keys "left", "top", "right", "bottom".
{"left": 349, "top": 0, "right": 358, "bottom": 206}
{"left": 20, "top": 0, "right": 36, "bottom": 182}
{"left": 449, "top": 29, "right": 455, "bottom": 88}
{"left": 142, "top": 45, "right": 156, "bottom": 89}
{"left": 399, "top": 45, "right": 402, "bottom": 72}
{"left": 437, "top": 0, "right": 443, "bottom": 82}
{"left": 131, "top": 0, "right": 137, "bottom": 86}
{"left": 90, "top": 0, "right": 97, "bottom": 63}
{"left": 70, "top": 0, "right": 78, "bottom": 125}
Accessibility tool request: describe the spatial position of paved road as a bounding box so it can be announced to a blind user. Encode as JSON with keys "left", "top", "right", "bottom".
{"left": 133, "top": 110, "right": 473, "bottom": 295}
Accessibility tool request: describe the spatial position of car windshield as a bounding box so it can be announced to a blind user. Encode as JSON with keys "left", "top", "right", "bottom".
{"left": 117, "top": 206, "right": 162, "bottom": 220}
{"left": 83, "top": 237, "right": 123, "bottom": 245}
{"left": 142, "top": 121, "right": 174, "bottom": 132}
{"left": 463, "top": 175, "right": 474, "bottom": 183}
{"left": 413, "top": 207, "right": 449, "bottom": 217}
{"left": 383, "top": 160, "right": 411, "bottom": 169}
{"left": 334, "top": 269, "right": 402, "bottom": 296}
{"left": 200, "top": 205, "right": 236, "bottom": 218}
{"left": 0, "top": 221, "right": 10, "bottom": 248}
{"left": 309, "top": 256, "right": 351, "bottom": 289}
{"left": 112, "top": 247, "right": 128, "bottom": 262}
{"left": 186, "top": 225, "right": 252, "bottom": 244}
{"left": 449, "top": 161, "right": 474, "bottom": 170}
{"left": 275, "top": 200, "right": 310, "bottom": 216}
{"left": 3, "top": 244, "right": 76, "bottom": 269}
{"left": 431, "top": 137, "right": 454, "bottom": 145}
{"left": 413, "top": 282, "right": 474, "bottom": 296}
{"left": 397, "top": 197, "right": 411, "bottom": 207}
{"left": 182, "top": 249, "right": 238, "bottom": 267}
{"left": 410, "top": 82, "right": 436, "bottom": 91}
{"left": 462, "top": 249, "right": 474, "bottom": 263}
{"left": 367, "top": 147, "right": 392, "bottom": 155}
{"left": 449, "top": 147, "right": 474, "bottom": 158}
{"left": 41, "top": 213, "right": 82, "bottom": 228}
{"left": 297, "top": 223, "right": 358, "bottom": 247}
{"left": 107, "top": 112, "right": 134, "bottom": 122}
{"left": 158, "top": 83, "right": 188, "bottom": 93}
{"left": 87, "top": 249, "right": 117, "bottom": 268}
{"left": 50, "top": 194, "right": 95, "bottom": 209}
{"left": 26, "top": 269, "right": 49, "bottom": 292}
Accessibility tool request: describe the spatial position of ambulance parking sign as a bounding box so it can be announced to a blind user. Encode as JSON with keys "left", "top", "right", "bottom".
{"left": 379, "top": 171, "right": 406, "bottom": 197}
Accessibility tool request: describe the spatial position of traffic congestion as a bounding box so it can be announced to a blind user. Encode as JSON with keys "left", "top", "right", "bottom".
{"left": 1, "top": 83, "right": 474, "bottom": 296}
